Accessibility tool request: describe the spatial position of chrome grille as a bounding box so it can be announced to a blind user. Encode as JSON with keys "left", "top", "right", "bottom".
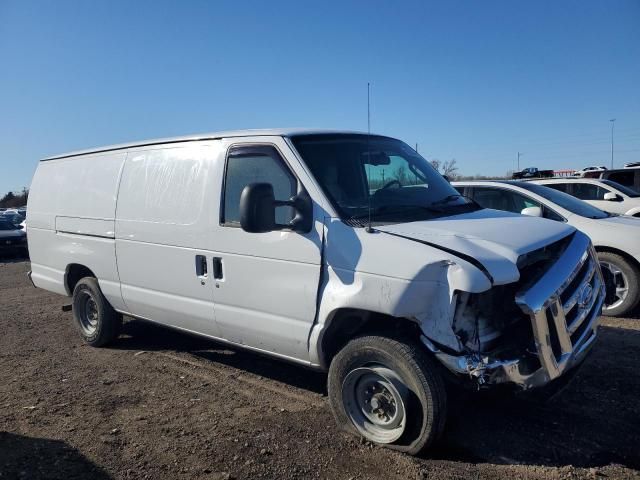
{"left": 516, "top": 232, "right": 605, "bottom": 382}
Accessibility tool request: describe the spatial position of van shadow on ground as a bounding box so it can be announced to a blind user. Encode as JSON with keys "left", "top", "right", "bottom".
{"left": 114, "top": 318, "right": 327, "bottom": 394}
{"left": 0, "top": 432, "right": 112, "bottom": 479}
{"left": 114, "top": 319, "right": 640, "bottom": 470}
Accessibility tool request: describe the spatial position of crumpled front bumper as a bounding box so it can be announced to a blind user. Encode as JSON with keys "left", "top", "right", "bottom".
{"left": 425, "top": 232, "right": 605, "bottom": 390}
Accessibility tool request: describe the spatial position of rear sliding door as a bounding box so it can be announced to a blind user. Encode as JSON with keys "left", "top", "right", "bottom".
{"left": 115, "top": 141, "right": 222, "bottom": 337}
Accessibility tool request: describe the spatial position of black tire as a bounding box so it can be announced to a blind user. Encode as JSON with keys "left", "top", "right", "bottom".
{"left": 72, "top": 277, "right": 122, "bottom": 347}
{"left": 327, "top": 335, "right": 447, "bottom": 455}
{"left": 598, "top": 251, "right": 640, "bottom": 317}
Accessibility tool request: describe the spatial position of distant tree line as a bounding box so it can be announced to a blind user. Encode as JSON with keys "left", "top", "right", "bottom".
{"left": 456, "top": 173, "right": 511, "bottom": 181}
{"left": 0, "top": 189, "right": 29, "bottom": 208}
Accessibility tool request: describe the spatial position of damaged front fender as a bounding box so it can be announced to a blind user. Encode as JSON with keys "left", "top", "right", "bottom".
{"left": 309, "top": 219, "right": 494, "bottom": 368}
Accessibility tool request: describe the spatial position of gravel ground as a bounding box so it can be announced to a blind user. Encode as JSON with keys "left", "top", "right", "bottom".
{"left": 1, "top": 259, "right": 639, "bottom": 479}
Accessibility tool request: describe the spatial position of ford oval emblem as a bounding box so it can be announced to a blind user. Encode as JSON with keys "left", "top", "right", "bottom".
{"left": 578, "top": 284, "right": 593, "bottom": 309}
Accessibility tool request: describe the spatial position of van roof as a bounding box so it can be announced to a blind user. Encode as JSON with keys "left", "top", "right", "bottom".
{"left": 41, "top": 128, "right": 367, "bottom": 161}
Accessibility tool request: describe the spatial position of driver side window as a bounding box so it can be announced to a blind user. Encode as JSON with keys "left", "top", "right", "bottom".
{"left": 472, "top": 187, "right": 563, "bottom": 221}
{"left": 573, "top": 183, "right": 607, "bottom": 200}
{"left": 473, "top": 188, "right": 539, "bottom": 213}
{"left": 222, "top": 145, "right": 296, "bottom": 226}
{"left": 508, "top": 190, "right": 540, "bottom": 212}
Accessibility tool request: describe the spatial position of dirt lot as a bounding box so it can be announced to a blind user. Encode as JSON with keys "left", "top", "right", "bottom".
{"left": 1, "top": 260, "right": 639, "bottom": 479}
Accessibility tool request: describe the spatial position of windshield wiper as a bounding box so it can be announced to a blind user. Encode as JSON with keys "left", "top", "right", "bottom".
{"left": 348, "top": 204, "right": 445, "bottom": 220}
{"left": 431, "top": 194, "right": 462, "bottom": 205}
{"left": 431, "top": 194, "right": 480, "bottom": 209}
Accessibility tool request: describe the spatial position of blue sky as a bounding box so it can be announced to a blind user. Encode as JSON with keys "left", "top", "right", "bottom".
{"left": 1, "top": 0, "right": 639, "bottom": 193}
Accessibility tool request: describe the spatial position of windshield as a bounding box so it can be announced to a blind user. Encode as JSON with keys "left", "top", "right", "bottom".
{"left": 600, "top": 179, "right": 640, "bottom": 197}
{"left": 515, "top": 182, "right": 609, "bottom": 219}
{"left": 290, "top": 134, "right": 477, "bottom": 224}
{"left": 0, "top": 220, "right": 19, "bottom": 231}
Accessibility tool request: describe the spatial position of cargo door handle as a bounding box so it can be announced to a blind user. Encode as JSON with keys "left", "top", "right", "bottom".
{"left": 195, "top": 255, "right": 208, "bottom": 280}
{"left": 212, "top": 257, "right": 223, "bottom": 280}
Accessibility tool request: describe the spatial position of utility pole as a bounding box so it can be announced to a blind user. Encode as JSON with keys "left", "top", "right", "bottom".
{"left": 415, "top": 143, "right": 418, "bottom": 153}
{"left": 517, "top": 152, "right": 523, "bottom": 171}
{"left": 610, "top": 119, "right": 616, "bottom": 169}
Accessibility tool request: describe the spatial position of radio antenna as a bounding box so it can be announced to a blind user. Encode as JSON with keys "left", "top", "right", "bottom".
{"left": 366, "top": 82, "right": 373, "bottom": 233}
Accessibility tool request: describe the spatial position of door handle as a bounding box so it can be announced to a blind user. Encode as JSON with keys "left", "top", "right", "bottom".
{"left": 212, "top": 257, "right": 223, "bottom": 280}
{"left": 195, "top": 255, "right": 208, "bottom": 279}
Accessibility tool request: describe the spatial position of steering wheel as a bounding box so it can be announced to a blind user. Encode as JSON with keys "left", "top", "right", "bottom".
{"left": 381, "top": 179, "right": 401, "bottom": 190}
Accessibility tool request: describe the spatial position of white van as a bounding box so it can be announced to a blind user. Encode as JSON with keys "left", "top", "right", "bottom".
{"left": 28, "top": 129, "right": 604, "bottom": 454}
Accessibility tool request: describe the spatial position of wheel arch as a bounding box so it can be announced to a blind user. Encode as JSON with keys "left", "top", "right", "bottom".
{"left": 317, "top": 308, "right": 423, "bottom": 369}
{"left": 593, "top": 245, "right": 640, "bottom": 272}
{"left": 64, "top": 263, "right": 97, "bottom": 296}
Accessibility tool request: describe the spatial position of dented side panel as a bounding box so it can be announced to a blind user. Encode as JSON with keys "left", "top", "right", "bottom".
{"left": 308, "top": 218, "right": 493, "bottom": 367}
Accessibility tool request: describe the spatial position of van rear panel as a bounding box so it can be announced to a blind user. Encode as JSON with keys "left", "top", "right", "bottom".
{"left": 27, "top": 151, "right": 126, "bottom": 308}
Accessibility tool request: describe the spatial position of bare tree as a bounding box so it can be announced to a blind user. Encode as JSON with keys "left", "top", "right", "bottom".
{"left": 442, "top": 159, "right": 459, "bottom": 179}
{"left": 429, "top": 158, "right": 458, "bottom": 180}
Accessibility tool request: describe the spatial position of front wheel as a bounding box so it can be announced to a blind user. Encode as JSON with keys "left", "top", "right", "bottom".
{"left": 598, "top": 251, "right": 640, "bottom": 317}
{"left": 327, "top": 335, "right": 446, "bottom": 455}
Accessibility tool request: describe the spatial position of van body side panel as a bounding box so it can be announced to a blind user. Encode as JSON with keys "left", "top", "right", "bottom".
{"left": 115, "top": 142, "right": 222, "bottom": 337}
{"left": 27, "top": 152, "right": 126, "bottom": 309}
{"left": 206, "top": 137, "right": 323, "bottom": 361}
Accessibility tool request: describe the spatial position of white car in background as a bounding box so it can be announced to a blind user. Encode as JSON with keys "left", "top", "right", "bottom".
{"left": 573, "top": 166, "right": 607, "bottom": 177}
{"left": 454, "top": 180, "right": 640, "bottom": 317}
{"left": 531, "top": 178, "right": 640, "bottom": 217}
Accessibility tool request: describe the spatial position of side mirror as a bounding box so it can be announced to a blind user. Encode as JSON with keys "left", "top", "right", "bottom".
{"left": 521, "top": 206, "right": 542, "bottom": 217}
{"left": 603, "top": 192, "right": 621, "bottom": 201}
{"left": 239, "top": 183, "right": 313, "bottom": 233}
{"left": 240, "top": 183, "right": 276, "bottom": 233}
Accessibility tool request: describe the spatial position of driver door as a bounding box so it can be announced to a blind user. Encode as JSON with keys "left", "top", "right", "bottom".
{"left": 207, "top": 139, "right": 323, "bottom": 362}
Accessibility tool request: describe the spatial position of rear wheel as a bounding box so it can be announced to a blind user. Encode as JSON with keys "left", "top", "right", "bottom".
{"left": 72, "top": 277, "right": 122, "bottom": 347}
{"left": 327, "top": 335, "right": 446, "bottom": 455}
{"left": 598, "top": 251, "right": 640, "bottom": 317}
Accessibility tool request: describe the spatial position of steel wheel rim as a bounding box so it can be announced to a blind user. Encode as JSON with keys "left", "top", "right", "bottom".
{"left": 78, "top": 291, "right": 99, "bottom": 335}
{"left": 600, "top": 261, "right": 630, "bottom": 312}
{"left": 342, "top": 365, "right": 408, "bottom": 444}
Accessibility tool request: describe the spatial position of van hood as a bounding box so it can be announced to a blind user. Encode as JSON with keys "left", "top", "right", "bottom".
{"left": 376, "top": 208, "right": 575, "bottom": 285}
